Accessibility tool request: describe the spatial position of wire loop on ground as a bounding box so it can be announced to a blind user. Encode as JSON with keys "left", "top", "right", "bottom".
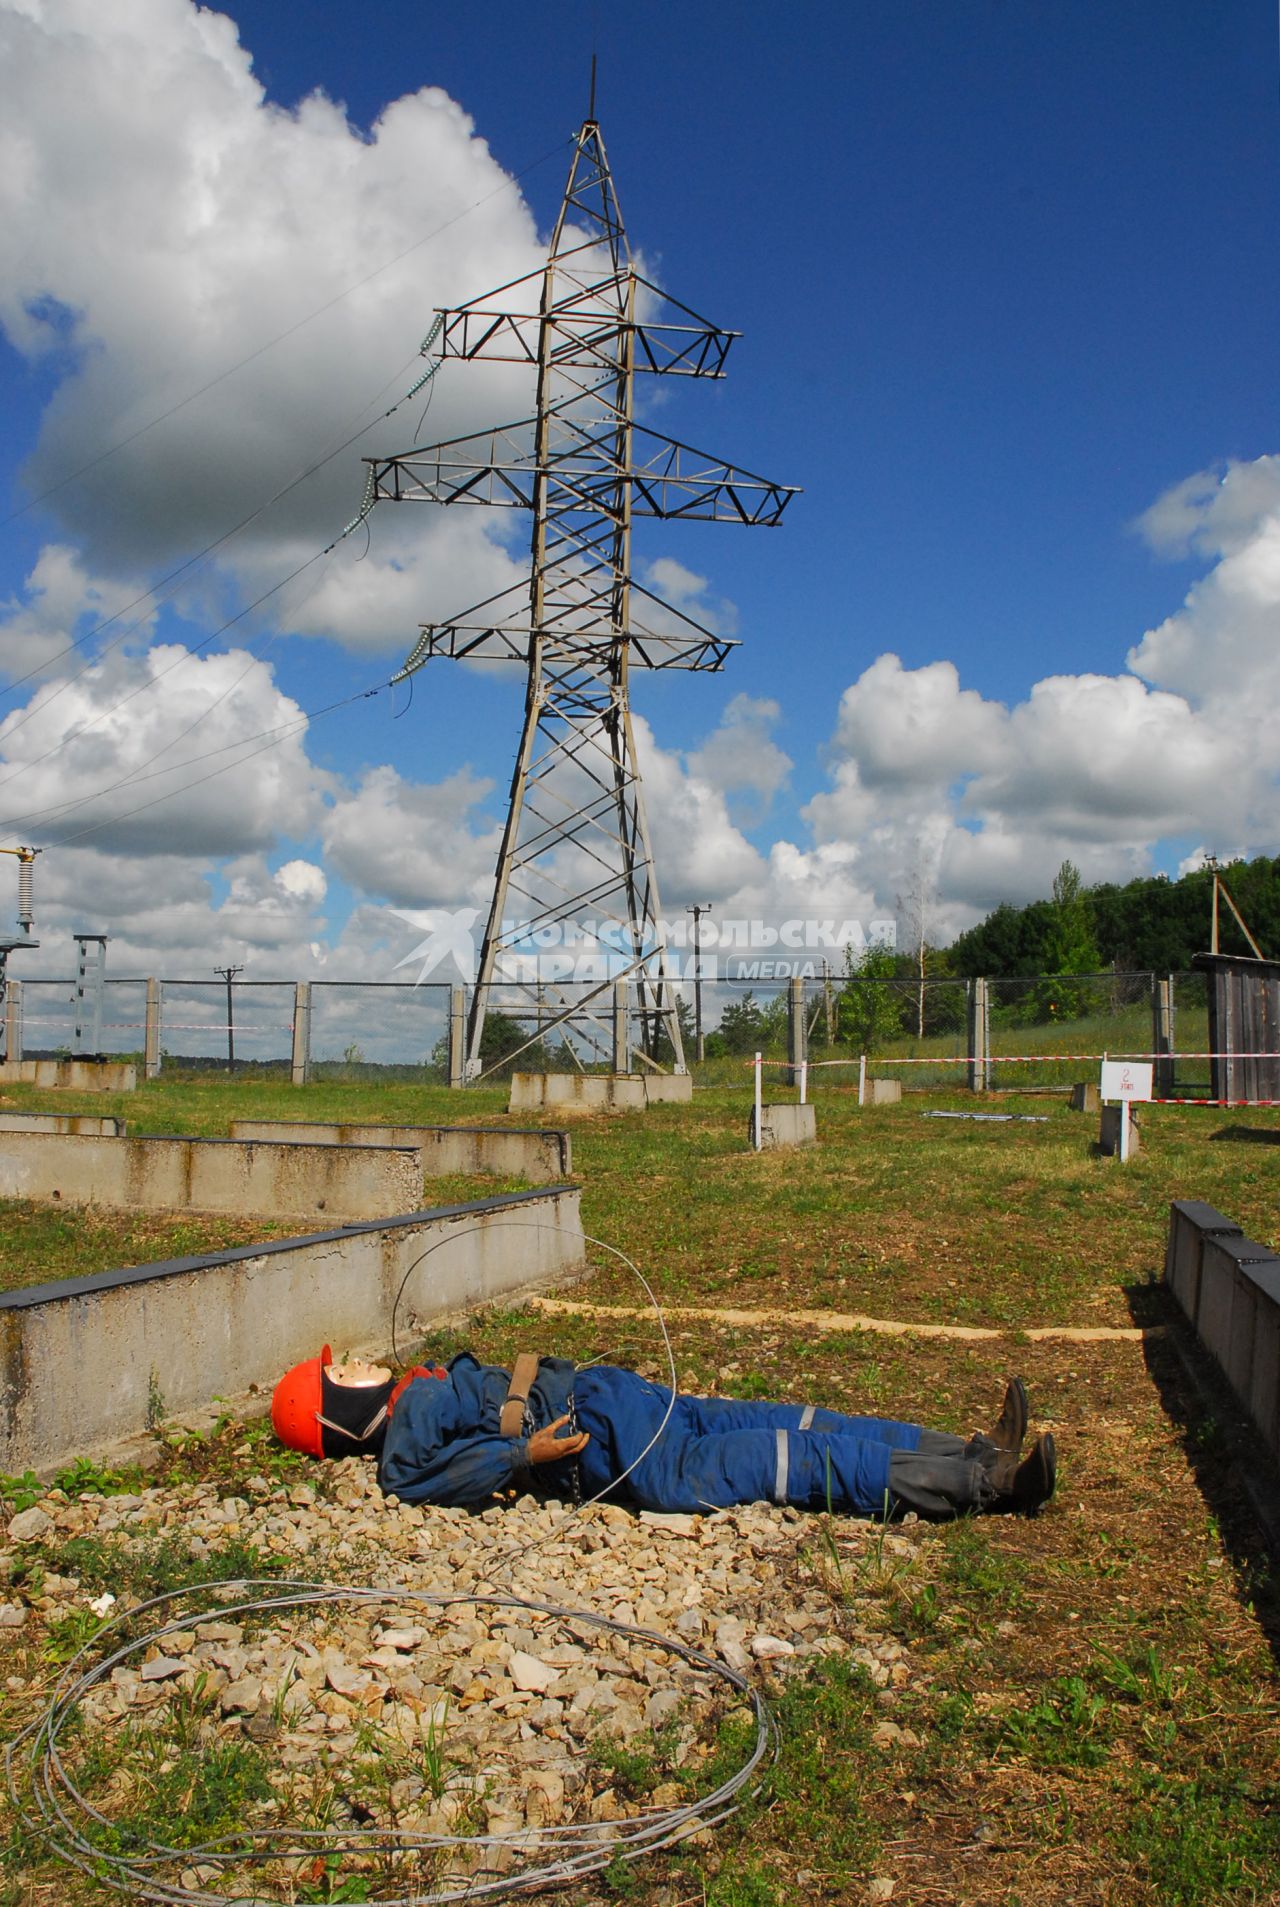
{"left": 7, "top": 1581, "right": 773, "bottom": 1906}
{"left": 7, "top": 1222, "right": 775, "bottom": 1902}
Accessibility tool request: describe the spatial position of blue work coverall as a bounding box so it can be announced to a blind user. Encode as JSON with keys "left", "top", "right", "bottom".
{"left": 378, "top": 1354, "right": 988, "bottom": 1518}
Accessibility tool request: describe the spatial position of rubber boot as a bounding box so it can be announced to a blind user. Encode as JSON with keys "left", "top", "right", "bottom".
{"left": 991, "top": 1377, "right": 1029, "bottom": 1458}
{"left": 991, "top": 1432, "right": 1057, "bottom": 1514}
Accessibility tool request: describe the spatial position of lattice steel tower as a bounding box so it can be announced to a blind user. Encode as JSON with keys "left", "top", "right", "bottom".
{"left": 371, "top": 114, "right": 796, "bottom": 1075}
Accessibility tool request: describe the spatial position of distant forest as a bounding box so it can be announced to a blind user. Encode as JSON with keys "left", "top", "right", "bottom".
{"left": 945, "top": 855, "right": 1278, "bottom": 978}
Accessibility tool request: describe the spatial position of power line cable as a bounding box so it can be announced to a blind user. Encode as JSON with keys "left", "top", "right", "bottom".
{"left": 0, "top": 343, "right": 425, "bottom": 712}
{"left": 0, "top": 323, "right": 449, "bottom": 802}
{"left": 0, "top": 541, "right": 339, "bottom": 797}
{"left": 0, "top": 557, "right": 346, "bottom": 835}
{"left": 40, "top": 675, "right": 392, "bottom": 848}
{"left": 1, "top": 137, "right": 570, "bottom": 531}
{"left": 5, "top": 1224, "right": 775, "bottom": 1904}
{"left": 0, "top": 140, "right": 567, "bottom": 850}
{"left": 10, "top": 1580, "right": 770, "bottom": 1904}
{"left": 0, "top": 705, "right": 311, "bottom": 834}
{"left": 0, "top": 695, "right": 334, "bottom": 833}
{"left": 0, "top": 133, "right": 564, "bottom": 754}
{"left": 0, "top": 339, "right": 428, "bottom": 762}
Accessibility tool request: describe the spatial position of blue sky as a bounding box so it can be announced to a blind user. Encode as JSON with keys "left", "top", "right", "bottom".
{"left": 0, "top": 0, "right": 1277, "bottom": 995}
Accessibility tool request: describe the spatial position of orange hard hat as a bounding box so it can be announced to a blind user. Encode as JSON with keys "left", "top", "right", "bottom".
{"left": 271, "top": 1344, "right": 330, "bottom": 1459}
{"left": 272, "top": 1349, "right": 448, "bottom": 1458}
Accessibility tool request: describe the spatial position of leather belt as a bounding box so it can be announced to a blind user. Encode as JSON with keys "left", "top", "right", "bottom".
{"left": 499, "top": 1352, "right": 541, "bottom": 1438}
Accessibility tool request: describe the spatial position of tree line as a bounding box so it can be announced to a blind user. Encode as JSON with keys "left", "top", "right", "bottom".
{"left": 947, "top": 854, "right": 1276, "bottom": 978}
{"left": 714, "top": 852, "right": 1277, "bottom": 1053}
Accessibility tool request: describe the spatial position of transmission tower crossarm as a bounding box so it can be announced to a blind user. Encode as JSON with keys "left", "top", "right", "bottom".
{"left": 434, "top": 304, "right": 737, "bottom": 377}
{"left": 369, "top": 424, "right": 797, "bottom": 524}
{"left": 392, "top": 591, "right": 737, "bottom": 676}
{"left": 428, "top": 264, "right": 740, "bottom": 377}
{"left": 396, "top": 620, "right": 734, "bottom": 673}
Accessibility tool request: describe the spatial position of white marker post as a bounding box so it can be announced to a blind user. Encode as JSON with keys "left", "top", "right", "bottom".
{"left": 1099, "top": 1059, "right": 1153, "bottom": 1162}
{"left": 753, "top": 1051, "right": 763, "bottom": 1151}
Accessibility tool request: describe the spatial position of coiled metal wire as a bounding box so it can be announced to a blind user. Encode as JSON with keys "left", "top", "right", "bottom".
{"left": 7, "top": 1580, "right": 774, "bottom": 1904}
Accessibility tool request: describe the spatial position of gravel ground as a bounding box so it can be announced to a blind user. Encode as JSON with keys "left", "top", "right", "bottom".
{"left": 3, "top": 1463, "right": 925, "bottom": 1895}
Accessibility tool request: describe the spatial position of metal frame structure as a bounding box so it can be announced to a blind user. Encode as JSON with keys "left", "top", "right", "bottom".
{"left": 370, "top": 113, "right": 796, "bottom": 1076}
{"left": 0, "top": 847, "right": 40, "bottom": 1053}
{"left": 72, "top": 934, "right": 109, "bottom": 1057}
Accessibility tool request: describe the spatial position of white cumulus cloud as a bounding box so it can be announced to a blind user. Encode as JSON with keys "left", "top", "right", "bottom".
{"left": 0, "top": 642, "right": 323, "bottom": 855}
{"left": 0, "top": 0, "right": 547, "bottom": 649}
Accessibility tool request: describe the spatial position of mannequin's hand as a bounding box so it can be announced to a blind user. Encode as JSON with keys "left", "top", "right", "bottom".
{"left": 527, "top": 1415, "right": 590, "bottom": 1464}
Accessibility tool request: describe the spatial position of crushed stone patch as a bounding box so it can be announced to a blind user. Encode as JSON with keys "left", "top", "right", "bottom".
{"left": 4, "top": 1459, "right": 928, "bottom": 1894}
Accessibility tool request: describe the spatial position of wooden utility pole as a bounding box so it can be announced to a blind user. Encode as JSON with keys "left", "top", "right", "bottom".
{"left": 214, "top": 964, "right": 243, "bottom": 1074}
{"left": 1211, "top": 870, "right": 1263, "bottom": 959}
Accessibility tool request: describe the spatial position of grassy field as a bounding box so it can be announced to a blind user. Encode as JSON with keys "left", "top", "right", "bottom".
{"left": 1, "top": 1069, "right": 1278, "bottom": 1904}
{"left": 695, "top": 996, "right": 1212, "bottom": 1092}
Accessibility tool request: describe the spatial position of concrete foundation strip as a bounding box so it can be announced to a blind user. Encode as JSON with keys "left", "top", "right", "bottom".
{"left": 528, "top": 1297, "right": 1153, "bottom": 1343}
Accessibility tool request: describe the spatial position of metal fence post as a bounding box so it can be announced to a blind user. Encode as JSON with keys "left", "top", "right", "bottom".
{"left": 144, "top": 978, "right": 162, "bottom": 1079}
{"left": 786, "top": 974, "right": 807, "bottom": 1086}
{"left": 448, "top": 986, "right": 466, "bottom": 1087}
{"left": 1153, "top": 974, "right": 1175, "bottom": 1097}
{"left": 290, "top": 982, "right": 311, "bottom": 1086}
{"left": 968, "top": 977, "right": 990, "bottom": 1093}
{"left": 612, "top": 979, "right": 631, "bottom": 1073}
{"left": 4, "top": 979, "right": 22, "bottom": 1066}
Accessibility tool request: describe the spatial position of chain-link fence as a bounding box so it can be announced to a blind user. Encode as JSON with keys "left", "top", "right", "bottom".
{"left": 16, "top": 978, "right": 149, "bottom": 1060}
{"left": 152, "top": 981, "right": 296, "bottom": 1074}
{"left": 309, "top": 983, "right": 451, "bottom": 1076}
{"left": 1168, "top": 970, "right": 1211, "bottom": 1097}
{"left": 980, "top": 970, "right": 1158, "bottom": 1091}
{"left": 697, "top": 971, "right": 1210, "bottom": 1096}
{"left": 838, "top": 971, "right": 1204, "bottom": 1095}
{"left": 0, "top": 967, "right": 1230, "bottom": 1093}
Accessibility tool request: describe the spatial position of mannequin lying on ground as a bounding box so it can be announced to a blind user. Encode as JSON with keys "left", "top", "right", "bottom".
{"left": 271, "top": 1348, "right": 1057, "bottom": 1520}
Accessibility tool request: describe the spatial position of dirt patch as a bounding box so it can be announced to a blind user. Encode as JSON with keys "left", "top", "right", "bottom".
{"left": 529, "top": 1295, "right": 1150, "bottom": 1344}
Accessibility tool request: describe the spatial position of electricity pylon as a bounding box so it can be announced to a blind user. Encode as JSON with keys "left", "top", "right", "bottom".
{"left": 370, "top": 114, "right": 796, "bottom": 1077}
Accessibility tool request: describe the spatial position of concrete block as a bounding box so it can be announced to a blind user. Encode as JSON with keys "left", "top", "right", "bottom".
{"left": 639, "top": 1074, "right": 694, "bottom": 1105}
{"left": 1164, "top": 1199, "right": 1242, "bottom": 1325}
{"left": 1225, "top": 1266, "right": 1261, "bottom": 1402}
{"left": 1098, "top": 1105, "right": 1140, "bottom": 1158}
{"left": 1246, "top": 1262, "right": 1280, "bottom": 1466}
{"left": 0, "top": 1059, "right": 136, "bottom": 1092}
{"left": 0, "top": 1184, "right": 584, "bottom": 1474}
{"left": 0, "top": 1131, "right": 424, "bottom": 1220}
{"left": 510, "top": 1073, "right": 632, "bottom": 1113}
{"left": 1196, "top": 1237, "right": 1273, "bottom": 1376}
{"left": 0, "top": 1111, "right": 126, "bottom": 1137}
{"left": 866, "top": 1079, "right": 902, "bottom": 1106}
{"left": 229, "top": 1119, "right": 571, "bottom": 1180}
{"left": 749, "top": 1103, "right": 817, "bottom": 1149}
{"left": 508, "top": 1072, "right": 691, "bottom": 1114}
{"left": 1162, "top": 1205, "right": 1280, "bottom": 1470}
{"left": 1222, "top": 1250, "right": 1280, "bottom": 1409}
{"left": 1070, "top": 1082, "right": 1100, "bottom": 1112}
